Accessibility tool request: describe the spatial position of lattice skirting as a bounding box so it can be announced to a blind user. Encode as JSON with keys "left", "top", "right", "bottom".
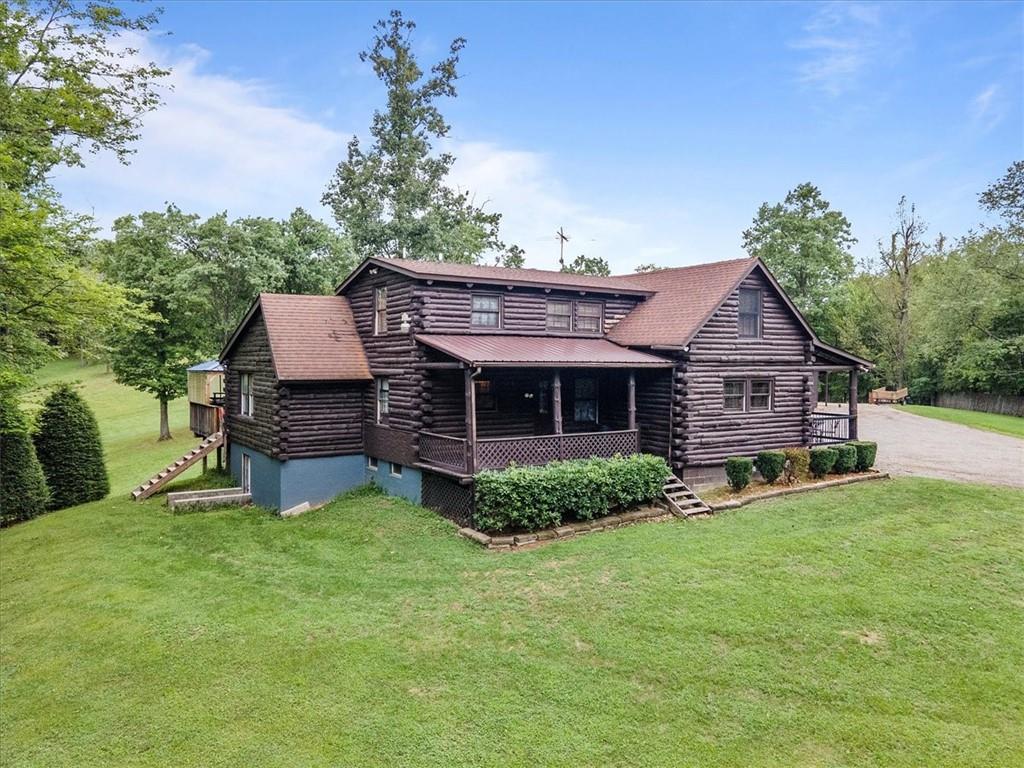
{"left": 421, "top": 472, "right": 474, "bottom": 527}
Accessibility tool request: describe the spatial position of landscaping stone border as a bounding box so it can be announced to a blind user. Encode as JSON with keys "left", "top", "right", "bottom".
{"left": 458, "top": 504, "right": 673, "bottom": 551}
{"left": 708, "top": 471, "right": 890, "bottom": 511}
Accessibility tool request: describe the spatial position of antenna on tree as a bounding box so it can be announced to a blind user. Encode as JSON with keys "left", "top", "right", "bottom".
{"left": 556, "top": 227, "right": 570, "bottom": 269}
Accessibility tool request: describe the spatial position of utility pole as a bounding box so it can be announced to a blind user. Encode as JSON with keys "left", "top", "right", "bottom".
{"left": 556, "top": 227, "right": 570, "bottom": 270}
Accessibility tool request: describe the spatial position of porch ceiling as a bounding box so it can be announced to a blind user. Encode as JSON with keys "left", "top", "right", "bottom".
{"left": 414, "top": 334, "right": 674, "bottom": 368}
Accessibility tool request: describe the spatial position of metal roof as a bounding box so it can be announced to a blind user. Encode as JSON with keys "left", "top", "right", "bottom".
{"left": 337, "top": 256, "right": 655, "bottom": 296}
{"left": 415, "top": 334, "right": 673, "bottom": 368}
{"left": 187, "top": 359, "right": 224, "bottom": 372}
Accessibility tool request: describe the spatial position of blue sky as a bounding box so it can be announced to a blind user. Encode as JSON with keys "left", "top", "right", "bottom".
{"left": 56, "top": 1, "right": 1023, "bottom": 272}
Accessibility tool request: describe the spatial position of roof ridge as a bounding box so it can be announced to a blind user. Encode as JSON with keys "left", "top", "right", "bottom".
{"left": 613, "top": 255, "right": 757, "bottom": 279}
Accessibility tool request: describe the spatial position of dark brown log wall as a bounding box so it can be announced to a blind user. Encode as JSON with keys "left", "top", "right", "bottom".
{"left": 279, "top": 382, "right": 365, "bottom": 459}
{"left": 636, "top": 369, "right": 672, "bottom": 458}
{"left": 416, "top": 284, "right": 640, "bottom": 335}
{"left": 344, "top": 268, "right": 424, "bottom": 465}
{"left": 223, "top": 311, "right": 280, "bottom": 457}
{"left": 674, "top": 271, "right": 815, "bottom": 468}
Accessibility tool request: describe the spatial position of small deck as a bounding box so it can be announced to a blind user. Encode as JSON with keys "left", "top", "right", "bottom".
{"left": 809, "top": 411, "right": 854, "bottom": 444}
{"left": 419, "top": 428, "right": 640, "bottom": 475}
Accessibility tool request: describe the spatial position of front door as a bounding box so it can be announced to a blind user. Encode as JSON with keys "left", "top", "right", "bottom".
{"left": 241, "top": 453, "right": 251, "bottom": 493}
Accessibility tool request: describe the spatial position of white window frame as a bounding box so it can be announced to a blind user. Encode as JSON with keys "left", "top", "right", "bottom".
{"left": 374, "top": 286, "right": 388, "bottom": 335}
{"left": 749, "top": 379, "right": 773, "bottom": 411}
{"left": 367, "top": 456, "right": 378, "bottom": 471}
{"left": 241, "top": 453, "right": 251, "bottom": 493}
{"left": 240, "top": 372, "right": 254, "bottom": 417}
{"left": 376, "top": 377, "right": 390, "bottom": 424}
{"left": 723, "top": 379, "right": 746, "bottom": 412}
{"left": 470, "top": 294, "right": 501, "bottom": 328}
{"left": 546, "top": 300, "right": 572, "bottom": 331}
{"left": 738, "top": 288, "right": 762, "bottom": 339}
{"left": 389, "top": 462, "right": 403, "bottom": 478}
{"left": 576, "top": 301, "right": 603, "bottom": 333}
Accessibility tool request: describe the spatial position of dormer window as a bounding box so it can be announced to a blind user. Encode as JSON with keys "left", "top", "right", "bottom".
{"left": 471, "top": 294, "right": 501, "bottom": 328}
{"left": 738, "top": 288, "right": 761, "bottom": 338}
{"left": 546, "top": 300, "right": 572, "bottom": 331}
{"left": 576, "top": 302, "right": 603, "bottom": 333}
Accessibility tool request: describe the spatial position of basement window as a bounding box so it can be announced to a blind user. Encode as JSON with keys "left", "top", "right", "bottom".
{"left": 471, "top": 294, "right": 501, "bottom": 327}
{"left": 367, "top": 456, "right": 378, "bottom": 471}
{"left": 390, "top": 462, "right": 403, "bottom": 478}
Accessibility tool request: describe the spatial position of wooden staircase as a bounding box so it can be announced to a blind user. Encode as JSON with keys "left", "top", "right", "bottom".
{"left": 663, "top": 474, "right": 712, "bottom": 518}
{"left": 131, "top": 431, "right": 224, "bottom": 501}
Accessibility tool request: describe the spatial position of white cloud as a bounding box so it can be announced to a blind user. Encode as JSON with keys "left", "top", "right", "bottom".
{"left": 791, "top": 2, "right": 883, "bottom": 97}
{"left": 54, "top": 36, "right": 348, "bottom": 227}
{"left": 969, "top": 83, "right": 1004, "bottom": 131}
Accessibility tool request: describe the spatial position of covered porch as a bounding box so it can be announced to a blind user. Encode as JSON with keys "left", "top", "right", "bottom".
{"left": 414, "top": 335, "right": 673, "bottom": 475}
{"left": 809, "top": 342, "right": 874, "bottom": 445}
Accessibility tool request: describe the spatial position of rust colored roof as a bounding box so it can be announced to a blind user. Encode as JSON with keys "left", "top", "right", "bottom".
{"left": 223, "top": 294, "right": 371, "bottom": 381}
{"left": 607, "top": 257, "right": 758, "bottom": 347}
{"left": 338, "top": 256, "right": 654, "bottom": 296}
{"left": 415, "top": 334, "right": 673, "bottom": 368}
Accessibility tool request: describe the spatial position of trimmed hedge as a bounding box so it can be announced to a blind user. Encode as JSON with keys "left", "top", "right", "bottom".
{"left": 833, "top": 444, "right": 857, "bottom": 474}
{"left": 725, "top": 457, "right": 753, "bottom": 491}
{"left": 753, "top": 450, "right": 786, "bottom": 484}
{"left": 33, "top": 384, "right": 109, "bottom": 510}
{"left": 809, "top": 447, "right": 838, "bottom": 478}
{"left": 0, "top": 395, "right": 49, "bottom": 526}
{"left": 783, "top": 447, "right": 810, "bottom": 483}
{"left": 473, "top": 453, "right": 669, "bottom": 534}
{"left": 848, "top": 440, "right": 878, "bottom": 472}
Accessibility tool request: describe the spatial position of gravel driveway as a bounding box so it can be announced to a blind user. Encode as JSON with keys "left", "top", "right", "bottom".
{"left": 821, "top": 403, "right": 1024, "bottom": 488}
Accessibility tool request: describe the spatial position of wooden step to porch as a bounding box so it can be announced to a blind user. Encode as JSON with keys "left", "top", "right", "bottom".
{"left": 662, "top": 475, "right": 712, "bottom": 518}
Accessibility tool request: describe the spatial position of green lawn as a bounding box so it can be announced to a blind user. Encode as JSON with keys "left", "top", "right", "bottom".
{"left": 2, "top": 366, "right": 1022, "bottom": 766}
{"left": 896, "top": 404, "right": 1024, "bottom": 439}
{"left": 24, "top": 360, "right": 209, "bottom": 494}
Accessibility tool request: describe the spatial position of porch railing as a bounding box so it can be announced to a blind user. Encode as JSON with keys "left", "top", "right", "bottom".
{"left": 810, "top": 412, "right": 853, "bottom": 444}
{"left": 418, "top": 428, "right": 640, "bottom": 474}
{"left": 419, "top": 431, "right": 471, "bottom": 472}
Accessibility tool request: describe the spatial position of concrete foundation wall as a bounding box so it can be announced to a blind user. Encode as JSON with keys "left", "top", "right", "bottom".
{"left": 365, "top": 458, "right": 422, "bottom": 504}
{"left": 230, "top": 441, "right": 368, "bottom": 511}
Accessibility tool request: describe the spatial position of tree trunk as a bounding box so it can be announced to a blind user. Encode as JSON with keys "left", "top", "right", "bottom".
{"left": 159, "top": 398, "right": 172, "bottom": 441}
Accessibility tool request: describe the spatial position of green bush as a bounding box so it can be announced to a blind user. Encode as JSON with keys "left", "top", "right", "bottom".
{"left": 33, "top": 384, "right": 109, "bottom": 510}
{"left": 848, "top": 441, "right": 878, "bottom": 472}
{"left": 832, "top": 444, "right": 857, "bottom": 474}
{"left": 753, "top": 450, "right": 786, "bottom": 484}
{"left": 809, "top": 447, "right": 838, "bottom": 478}
{"left": 473, "top": 453, "right": 668, "bottom": 533}
{"left": 725, "top": 456, "right": 753, "bottom": 492}
{"left": 783, "top": 447, "right": 810, "bottom": 483}
{"left": 1, "top": 395, "right": 49, "bottom": 526}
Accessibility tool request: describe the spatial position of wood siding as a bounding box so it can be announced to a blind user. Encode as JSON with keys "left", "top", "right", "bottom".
{"left": 673, "top": 271, "right": 814, "bottom": 468}
{"left": 223, "top": 312, "right": 280, "bottom": 457}
{"left": 635, "top": 369, "right": 672, "bottom": 459}
{"left": 416, "top": 284, "right": 641, "bottom": 335}
{"left": 279, "top": 382, "right": 365, "bottom": 459}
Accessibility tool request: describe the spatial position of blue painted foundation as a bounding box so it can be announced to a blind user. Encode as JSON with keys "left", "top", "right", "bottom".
{"left": 230, "top": 442, "right": 421, "bottom": 511}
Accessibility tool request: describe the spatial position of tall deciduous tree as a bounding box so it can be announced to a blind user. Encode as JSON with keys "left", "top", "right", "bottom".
{"left": 562, "top": 254, "right": 611, "bottom": 276}
{"left": 742, "top": 183, "right": 856, "bottom": 337}
{"left": 0, "top": 0, "right": 168, "bottom": 388}
{"left": 322, "top": 10, "right": 519, "bottom": 264}
{"left": 101, "top": 207, "right": 211, "bottom": 440}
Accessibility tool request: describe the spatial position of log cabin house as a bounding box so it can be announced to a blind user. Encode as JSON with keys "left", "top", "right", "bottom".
{"left": 219, "top": 255, "right": 871, "bottom": 516}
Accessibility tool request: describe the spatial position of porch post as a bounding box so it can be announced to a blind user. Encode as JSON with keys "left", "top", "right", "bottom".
{"left": 627, "top": 371, "right": 636, "bottom": 431}
{"left": 848, "top": 369, "right": 859, "bottom": 440}
{"left": 552, "top": 370, "right": 563, "bottom": 434}
{"left": 823, "top": 371, "right": 829, "bottom": 406}
{"left": 465, "top": 368, "right": 477, "bottom": 474}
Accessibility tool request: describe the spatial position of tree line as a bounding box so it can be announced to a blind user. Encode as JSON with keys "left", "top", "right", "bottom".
{"left": 2, "top": 1, "right": 1020, "bottom": 450}
{"left": 740, "top": 167, "right": 1022, "bottom": 400}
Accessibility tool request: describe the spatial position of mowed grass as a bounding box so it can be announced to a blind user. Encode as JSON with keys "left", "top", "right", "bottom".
{"left": 2, "top": 366, "right": 1023, "bottom": 766}
{"left": 25, "top": 360, "right": 208, "bottom": 494}
{"left": 896, "top": 404, "right": 1024, "bottom": 439}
